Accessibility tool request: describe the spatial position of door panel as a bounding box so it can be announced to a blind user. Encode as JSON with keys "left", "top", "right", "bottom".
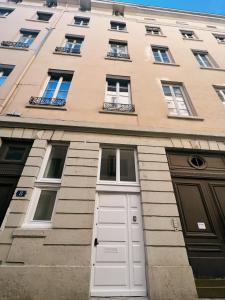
{"left": 0, "top": 179, "right": 17, "bottom": 226}
{"left": 91, "top": 193, "right": 146, "bottom": 296}
{"left": 173, "top": 178, "right": 225, "bottom": 278}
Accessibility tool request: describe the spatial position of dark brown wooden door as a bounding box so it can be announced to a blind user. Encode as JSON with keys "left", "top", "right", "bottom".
{"left": 0, "top": 139, "right": 32, "bottom": 227}
{"left": 173, "top": 178, "right": 225, "bottom": 278}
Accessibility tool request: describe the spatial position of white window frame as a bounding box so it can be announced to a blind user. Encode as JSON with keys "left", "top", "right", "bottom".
{"left": 23, "top": 143, "right": 67, "bottom": 228}
{"left": 0, "top": 8, "right": 12, "bottom": 17}
{"left": 109, "top": 42, "right": 128, "bottom": 54}
{"left": 146, "top": 26, "right": 162, "bottom": 35}
{"left": 97, "top": 147, "right": 139, "bottom": 186}
{"left": 110, "top": 21, "right": 126, "bottom": 31}
{"left": 74, "top": 17, "right": 89, "bottom": 26}
{"left": 215, "top": 87, "right": 225, "bottom": 106}
{"left": 40, "top": 75, "right": 63, "bottom": 98}
{"left": 105, "top": 79, "right": 131, "bottom": 105}
{"left": 181, "top": 30, "right": 197, "bottom": 39}
{"left": 152, "top": 47, "right": 172, "bottom": 63}
{"left": 162, "top": 83, "right": 193, "bottom": 116}
{"left": 193, "top": 51, "right": 214, "bottom": 68}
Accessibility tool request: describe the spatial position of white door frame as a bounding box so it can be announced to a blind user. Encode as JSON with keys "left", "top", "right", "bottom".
{"left": 90, "top": 185, "right": 147, "bottom": 297}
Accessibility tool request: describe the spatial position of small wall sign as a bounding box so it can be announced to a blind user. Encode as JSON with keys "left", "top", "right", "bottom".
{"left": 197, "top": 222, "right": 206, "bottom": 230}
{"left": 16, "top": 190, "right": 27, "bottom": 197}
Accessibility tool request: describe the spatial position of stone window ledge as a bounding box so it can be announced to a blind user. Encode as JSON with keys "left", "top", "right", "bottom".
{"left": 26, "top": 104, "right": 67, "bottom": 110}
{"left": 154, "top": 62, "right": 180, "bottom": 67}
{"left": 26, "top": 18, "right": 49, "bottom": 23}
{"left": 67, "top": 24, "right": 89, "bottom": 28}
{"left": 53, "top": 51, "right": 81, "bottom": 57}
{"left": 0, "top": 46, "right": 29, "bottom": 51}
{"left": 105, "top": 56, "right": 132, "bottom": 62}
{"left": 146, "top": 34, "right": 167, "bottom": 37}
{"left": 200, "top": 67, "right": 225, "bottom": 72}
{"left": 108, "top": 29, "right": 128, "bottom": 33}
{"left": 99, "top": 110, "right": 137, "bottom": 116}
{"left": 168, "top": 115, "right": 204, "bottom": 121}
{"left": 182, "top": 38, "right": 203, "bottom": 42}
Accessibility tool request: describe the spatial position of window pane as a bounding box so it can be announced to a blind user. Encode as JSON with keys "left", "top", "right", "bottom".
{"left": 100, "top": 148, "right": 116, "bottom": 181}
{"left": 33, "top": 190, "right": 56, "bottom": 221}
{"left": 163, "top": 85, "right": 172, "bottom": 96}
{"left": 120, "top": 149, "right": 136, "bottom": 181}
{"left": 0, "top": 75, "right": 7, "bottom": 86}
{"left": 43, "top": 145, "right": 68, "bottom": 178}
{"left": 4, "top": 146, "right": 25, "bottom": 160}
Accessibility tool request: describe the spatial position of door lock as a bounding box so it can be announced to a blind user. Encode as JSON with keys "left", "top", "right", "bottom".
{"left": 133, "top": 216, "right": 137, "bottom": 222}
{"left": 94, "top": 238, "right": 99, "bottom": 247}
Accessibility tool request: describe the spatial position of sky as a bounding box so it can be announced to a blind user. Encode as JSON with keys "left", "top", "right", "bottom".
{"left": 114, "top": 0, "right": 225, "bottom": 16}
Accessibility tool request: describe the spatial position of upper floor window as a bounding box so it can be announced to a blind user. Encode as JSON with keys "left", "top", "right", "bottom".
{"left": 215, "top": 87, "right": 225, "bottom": 106}
{"left": 0, "top": 7, "right": 14, "bottom": 17}
{"left": 0, "top": 64, "right": 14, "bottom": 86}
{"left": 213, "top": 34, "right": 225, "bottom": 43}
{"left": 99, "top": 147, "right": 137, "bottom": 183}
{"left": 23, "top": 143, "right": 68, "bottom": 228}
{"left": 152, "top": 46, "right": 173, "bottom": 64}
{"left": 17, "top": 29, "right": 39, "bottom": 46}
{"left": 55, "top": 35, "right": 84, "bottom": 54}
{"left": 162, "top": 82, "right": 193, "bottom": 117}
{"left": 180, "top": 30, "right": 197, "bottom": 40}
{"left": 36, "top": 11, "right": 52, "bottom": 21}
{"left": 112, "top": 6, "right": 124, "bottom": 17}
{"left": 29, "top": 70, "right": 73, "bottom": 107}
{"left": 193, "top": 50, "right": 215, "bottom": 68}
{"left": 104, "top": 76, "right": 134, "bottom": 112}
{"left": 107, "top": 40, "right": 129, "bottom": 59}
{"left": 146, "top": 26, "right": 162, "bottom": 35}
{"left": 74, "top": 16, "right": 89, "bottom": 26}
{"left": 110, "top": 21, "right": 126, "bottom": 31}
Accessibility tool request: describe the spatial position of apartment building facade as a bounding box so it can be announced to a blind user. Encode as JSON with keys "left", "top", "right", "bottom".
{"left": 0, "top": 0, "right": 225, "bottom": 298}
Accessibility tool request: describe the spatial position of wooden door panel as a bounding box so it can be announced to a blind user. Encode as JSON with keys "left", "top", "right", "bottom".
{"left": 0, "top": 179, "right": 17, "bottom": 226}
{"left": 173, "top": 178, "right": 225, "bottom": 278}
{"left": 174, "top": 182, "right": 215, "bottom": 236}
{"left": 209, "top": 183, "right": 225, "bottom": 226}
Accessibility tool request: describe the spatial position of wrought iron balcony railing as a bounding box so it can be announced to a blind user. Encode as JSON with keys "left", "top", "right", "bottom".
{"left": 1, "top": 41, "right": 29, "bottom": 49}
{"left": 103, "top": 102, "right": 135, "bottom": 112}
{"left": 55, "top": 46, "right": 80, "bottom": 54}
{"left": 107, "top": 52, "right": 130, "bottom": 59}
{"left": 29, "top": 96, "right": 66, "bottom": 107}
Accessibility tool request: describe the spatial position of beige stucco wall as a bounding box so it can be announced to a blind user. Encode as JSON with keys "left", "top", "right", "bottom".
{"left": 1, "top": 0, "right": 225, "bottom": 134}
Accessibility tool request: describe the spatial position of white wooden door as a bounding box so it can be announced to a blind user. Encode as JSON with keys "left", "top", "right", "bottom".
{"left": 91, "top": 193, "right": 147, "bottom": 297}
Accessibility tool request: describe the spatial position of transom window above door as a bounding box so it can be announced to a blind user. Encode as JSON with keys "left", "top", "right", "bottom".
{"left": 99, "top": 147, "right": 137, "bottom": 183}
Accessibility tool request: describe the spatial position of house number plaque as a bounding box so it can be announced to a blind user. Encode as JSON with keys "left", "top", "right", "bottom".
{"left": 16, "top": 190, "right": 27, "bottom": 197}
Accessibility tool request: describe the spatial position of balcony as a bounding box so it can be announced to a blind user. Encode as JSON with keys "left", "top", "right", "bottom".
{"left": 29, "top": 97, "right": 66, "bottom": 107}
{"left": 55, "top": 46, "right": 80, "bottom": 54}
{"left": 107, "top": 52, "right": 130, "bottom": 59}
{"left": 103, "top": 102, "right": 135, "bottom": 112}
{"left": 1, "top": 41, "right": 29, "bottom": 49}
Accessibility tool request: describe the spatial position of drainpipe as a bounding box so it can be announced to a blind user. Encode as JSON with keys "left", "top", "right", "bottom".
{"left": 1, "top": 1, "right": 67, "bottom": 114}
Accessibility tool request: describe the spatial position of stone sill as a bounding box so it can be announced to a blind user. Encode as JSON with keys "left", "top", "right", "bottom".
{"left": 26, "top": 18, "right": 49, "bottom": 23}
{"left": 0, "top": 16, "right": 6, "bottom": 18}
{"left": 146, "top": 33, "right": 167, "bottom": 37}
{"left": 67, "top": 24, "right": 89, "bottom": 28}
{"left": 108, "top": 29, "right": 128, "bottom": 33}
{"left": 0, "top": 46, "right": 29, "bottom": 51}
{"left": 26, "top": 104, "right": 67, "bottom": 110}
{"left": 182, "top": 38, "right": 203, "bottom": 42}
{"left": 53, "top": 51, "right": 81, "bottom": 57}
{"left": 154, "top": 62, "right": 180, "bottom": 67}
{"left": 99, "top": 110, "right": 137, "bottom": 116}
{"left": 218, "top": 42, "right": 225, "bottom": 45}
{"left": 12, "top": 229, "right": 47, "bottom": 238}
{"left": 105, "top": 56, "right": 132, "bottom": 62}
{"left": 200, "top": 67, "right": 225, "bottom": 72}
{"left": 168, "top": 115, "right": 204, "bottom": 121}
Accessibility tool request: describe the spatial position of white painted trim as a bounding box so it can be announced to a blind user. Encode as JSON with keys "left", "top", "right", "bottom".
{"left": 96, "top": 183, "right": 140, "bottom": 192}
{"left": 39, "top": 75, "right": 51, "bottom": 97}
{"left": 37, "top": 144, "right": 52, "bottom": 181}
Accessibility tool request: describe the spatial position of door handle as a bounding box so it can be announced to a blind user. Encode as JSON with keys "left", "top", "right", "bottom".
{"left": 94, "top": 238, "right": 99, "bottom": 247}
